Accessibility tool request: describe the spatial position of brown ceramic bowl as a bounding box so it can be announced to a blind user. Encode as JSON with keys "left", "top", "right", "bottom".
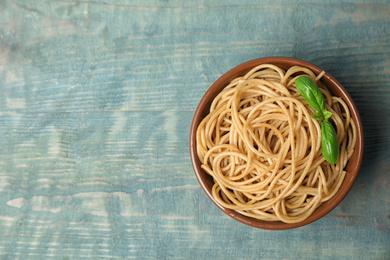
{"left": 189, "top": 57, "right": 364, "bottom": 230}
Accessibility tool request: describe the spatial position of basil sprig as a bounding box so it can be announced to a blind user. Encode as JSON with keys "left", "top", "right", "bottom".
{"left": 295, "top": 76, "right": 340, "bottom": 164}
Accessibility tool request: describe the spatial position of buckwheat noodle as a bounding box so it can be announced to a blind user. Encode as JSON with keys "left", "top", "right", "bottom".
{"left": 196, "top": 64, "right": 357, "bottom": 223}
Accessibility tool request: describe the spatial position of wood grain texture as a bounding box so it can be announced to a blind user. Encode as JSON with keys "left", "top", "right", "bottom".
{"left": 0, "top": 0, "right": 389, "bottom": 259}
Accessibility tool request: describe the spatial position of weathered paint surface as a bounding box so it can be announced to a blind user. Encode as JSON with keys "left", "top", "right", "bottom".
{"left": 0, "top": 0, "right": 389, "bottom": 259}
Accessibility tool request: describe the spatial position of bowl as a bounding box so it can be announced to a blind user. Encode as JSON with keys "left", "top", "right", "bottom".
{"left": 189, "top": 57, "right": 364, "bottom": 230}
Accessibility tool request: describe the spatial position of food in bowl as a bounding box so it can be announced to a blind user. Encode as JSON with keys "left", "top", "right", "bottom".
{"left": 195, "top": 63, "right": 357, "bottom": 224}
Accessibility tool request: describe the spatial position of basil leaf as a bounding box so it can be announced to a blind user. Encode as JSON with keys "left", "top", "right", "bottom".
{"left": 312, "top": 112, "right": 325, "bottom": 120}
{"left": 323, "top": 111, "right": 332, "bottom": 120}
{"left": 321, "top": 121, "right": 339, "bottom": 164}
{"left": 295, "top": 76, "right": 326, "bottom": 113}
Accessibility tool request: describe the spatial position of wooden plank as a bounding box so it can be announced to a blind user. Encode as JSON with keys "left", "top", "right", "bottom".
{"left": 0, "top": 0, "right": 389, "bottom": 259}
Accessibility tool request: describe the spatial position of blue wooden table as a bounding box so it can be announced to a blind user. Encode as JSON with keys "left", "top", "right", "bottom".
{"left": 1, "top": 0, "right": 389, "bottom": 259}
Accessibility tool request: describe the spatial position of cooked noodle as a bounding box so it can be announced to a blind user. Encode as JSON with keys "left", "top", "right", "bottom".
{"left": 196, "top": 64, "right": 357, "bottom": 223}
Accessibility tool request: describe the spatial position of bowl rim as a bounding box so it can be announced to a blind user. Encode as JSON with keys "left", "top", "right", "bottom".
{"left": 189, "top": 56, "right": 364, "bottom": 230}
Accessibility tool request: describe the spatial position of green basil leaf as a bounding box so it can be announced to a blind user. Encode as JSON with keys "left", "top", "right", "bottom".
{"left": 295, "top": 76, "right": 326, "bottom": 113}
{"left": 321, "top": 121, "right": 339, "bottom": 164}
{"left": 323, "top": 111, "right": 333, "bottom": 120}
{"left": 312, "top": 112, "right": 325, "bottom": 120}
